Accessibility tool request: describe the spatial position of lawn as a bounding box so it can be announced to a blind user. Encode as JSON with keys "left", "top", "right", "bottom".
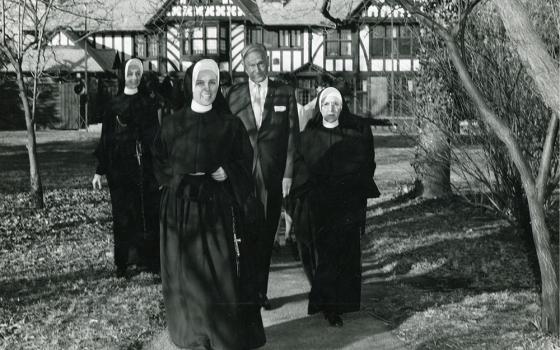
{"left": 0, "top": 130, "right": 558, "bottom": 349}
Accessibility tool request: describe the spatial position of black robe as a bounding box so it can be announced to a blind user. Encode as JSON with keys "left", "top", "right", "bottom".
{"left": 291, "top": 111, "right": 380, "bottom": 315}
{"left": 94, "top": 92, "right": 160, "bottom": 271}
{"left": 152, "top": 105, "right": 265, "bottom": 350}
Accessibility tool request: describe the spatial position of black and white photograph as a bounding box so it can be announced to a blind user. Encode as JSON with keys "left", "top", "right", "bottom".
{"left": 0, "top": 0, "right": 559, "bottom": 349}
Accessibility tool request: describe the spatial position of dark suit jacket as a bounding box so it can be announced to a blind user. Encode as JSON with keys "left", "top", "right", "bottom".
{"left": 227, "top": 79, "right": 299, "bottom": 196}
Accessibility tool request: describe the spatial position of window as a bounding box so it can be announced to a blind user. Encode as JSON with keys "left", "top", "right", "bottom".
{"left": 182, "top": 28, "right": 190, "bottom": 55}
{"left": 399, "top": 26, "right": 412, "bottom": 57}
{"left": 370, "top": 26, "right": 387, "bottom": 58}
{"left": 248, "top": 27, "right": 263, "bottom": 45}
{"left": 263, "top": 29, "right": 279, "bottom": 49}
{"left": 134, "top": 35, "right": 146, "bottom": 57}
{"left": 248, "top": 27, "right": 302, "bottom": 48}
{"left": 325, "top": 29, "right": 352, "bottom": 57}
{"left": 192, "top": 27, "right": 204, "bottom": 55}
{"left": 220, "top": 27, "right": 228, "bottom": 52}
{"left": 370, "top": 24, "right": 419, "bottom": 59}
{"left": 279, "top": 30, "right": 302, "bottom": 48}
{"left": 182, "top": 24, "right": 221, "bottom": 57}
{"left": 147, "top": 35, "right": 159, "bottom": 57}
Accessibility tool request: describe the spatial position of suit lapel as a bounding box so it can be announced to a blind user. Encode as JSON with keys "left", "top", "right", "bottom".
{"left": 241, "top": 83, "right": 258, "bottom": 131}
{"left": 261, "top": 81, "right": 274, "bottom": 128}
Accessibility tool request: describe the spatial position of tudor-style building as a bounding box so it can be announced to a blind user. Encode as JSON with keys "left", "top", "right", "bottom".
{"left": 82, "top": 0, "right": 419, "bottom": 120}
{"left": 2, "top": 0, "right": 419, "bottom": 129}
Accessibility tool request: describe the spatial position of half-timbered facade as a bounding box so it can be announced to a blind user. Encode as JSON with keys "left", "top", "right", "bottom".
{"left": 5, "top": 0, "right": 419, "bottom": 129}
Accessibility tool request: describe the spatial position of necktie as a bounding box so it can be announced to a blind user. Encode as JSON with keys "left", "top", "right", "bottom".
{"left": 253, "top": 83, "right": 262, "bottom": 129}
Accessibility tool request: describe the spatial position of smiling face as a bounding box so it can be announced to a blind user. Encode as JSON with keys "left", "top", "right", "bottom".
{"left": 125, "top": 66, "right": 142, "bottom": 89}
{"left": 192, "top": 69, "right": 218, "bottom": 106}
{"left": 320, "top": 94, "right": 342, "bottom": 123}
{"left": 243, "top": 50, "right": 269, "bottom": 84}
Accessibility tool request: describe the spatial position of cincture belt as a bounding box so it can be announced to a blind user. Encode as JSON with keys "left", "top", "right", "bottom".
{"left": 178, "top": 174, "right": 216, "bottom": 203}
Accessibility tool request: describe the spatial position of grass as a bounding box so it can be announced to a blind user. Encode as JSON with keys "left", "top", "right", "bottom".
{"left": 0, "top": 130, "right": 558, "bottom": 349}
{"left": 361, "top": 195, "right": 559, "bottom": 349}
{"left": 0, "top": 131, "right": 165, "bottom": 350}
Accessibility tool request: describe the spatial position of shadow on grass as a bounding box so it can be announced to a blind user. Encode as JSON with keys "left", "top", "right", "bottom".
{"left": 0, "top": 266, "right": 160, "bottom": 311}
{"left": 359, "top": 194, "right": 542, "bottom": 332}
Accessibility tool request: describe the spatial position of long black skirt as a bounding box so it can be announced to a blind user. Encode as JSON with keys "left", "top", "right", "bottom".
{"left": 107, "top": 160, "right": 160, "bottom": 271}
{"left": 160, "top": 178, "right": 265, "bottom": 350}
{"left": 297, "top": 195, "right": 363, "bottom": 316}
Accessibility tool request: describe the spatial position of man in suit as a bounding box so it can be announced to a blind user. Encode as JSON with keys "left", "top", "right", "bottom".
{"left": 227, "top": 44, "right": 299, "bottom": 310}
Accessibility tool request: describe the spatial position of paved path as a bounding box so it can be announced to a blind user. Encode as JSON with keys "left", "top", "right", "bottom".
{"left": 144, "top": 249, "right": 410, "bottom": 350}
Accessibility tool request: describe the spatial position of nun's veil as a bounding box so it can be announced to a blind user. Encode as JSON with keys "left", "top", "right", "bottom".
{"left": 182, "top": 59, "right": 231, "bottom": 115}
{"left": 306, "top": 87, "right": 351, "bottom": 130}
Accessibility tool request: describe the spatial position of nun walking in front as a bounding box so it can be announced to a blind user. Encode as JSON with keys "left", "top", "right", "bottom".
{"left": 291, "top": 87, "right": 380, "bottom": 327}
{"left": 152, "top": 59, "right": 265, "bottom": 350}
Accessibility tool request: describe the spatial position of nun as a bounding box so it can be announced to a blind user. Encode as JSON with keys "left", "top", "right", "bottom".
{"left": 291, "top": 87, "right": 380, "bottom": 327}
{"left": 152, "top": 59, "right": 265, "bottom": 350}
{"left": 92, "top": 58, "right": 160, "bottom": 277}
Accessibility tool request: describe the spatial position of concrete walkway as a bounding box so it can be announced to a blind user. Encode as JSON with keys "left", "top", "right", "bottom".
{"left": 144, "top": 253, "right": 410, "bottom": 350}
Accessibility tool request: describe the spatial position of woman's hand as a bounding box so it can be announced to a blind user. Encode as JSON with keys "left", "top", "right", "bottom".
{"left": 92, "top": 174, "right": 103, "bottom": 190}
{"left": 211, "top": 167, "right": 228, "bottom": 182}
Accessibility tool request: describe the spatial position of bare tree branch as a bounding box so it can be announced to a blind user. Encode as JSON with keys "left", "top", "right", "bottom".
{"left": 536, "top": 114, "right": 560, "bottom": 203}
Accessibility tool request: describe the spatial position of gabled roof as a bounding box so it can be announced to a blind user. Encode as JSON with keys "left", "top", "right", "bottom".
{"left": 45, "top": 0, "right": 164, "bottom": 32}
{"left": 234, "top": 0, "right": 263, "bottom": 24}
{"left": 257, "top": 0, "right": 334, "bottom": 27}
{"left": 293, "top": 62, "right": 334, "bottom": 75}
{"left": 25, "top": 0, "right": 372, "bottom": 33}
{"left": 2, "top": 29, "right": 119, "bottom": 73}
{"left": 247, "top": 0, "right": 366, "bottom": 27}
{"left": 328, "top": 0, "right": 365, "bottom": 22}
{"left": 64, "top": 31, "right": 121, "bottom": 71}
{"left": 4, "top": 46, "right": 119, "bottom": 73}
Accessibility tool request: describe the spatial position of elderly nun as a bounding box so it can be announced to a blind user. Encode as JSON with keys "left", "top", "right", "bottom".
{"left": 152, "top": 59, "right": 265, "bottom": 350}
{"left": 92, "top": 58, "right": 161, "bottom": 277}
{"left": 290, "top": 87, "right": 380, "bottom": 327}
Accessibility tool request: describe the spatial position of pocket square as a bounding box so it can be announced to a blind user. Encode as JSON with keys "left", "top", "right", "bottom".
{"left": 274, "top": 105, "right": 287, "bottom": 112}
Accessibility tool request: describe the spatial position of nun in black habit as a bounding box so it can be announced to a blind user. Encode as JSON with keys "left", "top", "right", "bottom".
{"left": 291, "top": 87, "right": 380, "bottom": 327}
{"left": 92, "top": 58, "right": 160, "bottom": 277}
{"left": 152, "top": 59, "right": 265, "bottom": 350}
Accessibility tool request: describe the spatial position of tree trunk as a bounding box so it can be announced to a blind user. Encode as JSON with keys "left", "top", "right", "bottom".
{"left": 415, "top": 117, "right": 451, "bottom": 198}
{"left": 526, "top": 190, "right": 559, "bottom": 334}
{"left": 442, "top": 31, "right": 559, "bottom": 336}
{"left": 15, "top": 69, "right": 44, "bottom": 209}
{"left": 494, "top": 0, "right": 560, "bottom": 334}
{"left": 494, "top": 0, "right": 560, "bottom": 117}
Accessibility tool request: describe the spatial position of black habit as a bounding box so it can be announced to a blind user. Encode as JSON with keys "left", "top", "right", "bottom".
{"left": 94, "top": 92, "right": 160, "bottom": 272}
{"left": 152, "top": 100, "right": 265, "bottom": 349}
{"left": 291, "top": 103, "right": 380, "bottom": 316}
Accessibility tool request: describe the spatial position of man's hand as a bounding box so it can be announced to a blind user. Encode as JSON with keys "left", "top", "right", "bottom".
{"left": 211, "top": 167, "right": 228, "bottom": 182}
{"left": 282, "top": 177, "right": 292, "bottom": 198}
{"left": 92, "top": 174, "right": 103, "bottom": 190}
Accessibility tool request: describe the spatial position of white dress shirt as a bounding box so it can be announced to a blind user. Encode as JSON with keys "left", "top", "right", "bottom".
{"left": 249, "top": 77, "right": 268, "bottom": 129}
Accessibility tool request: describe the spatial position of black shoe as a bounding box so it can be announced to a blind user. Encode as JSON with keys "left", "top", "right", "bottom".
{"left": 260, "top": 295, "right": 272, "bottom": 310}
{"left": 324, "top": 312, "right": 343, "bottom": 327}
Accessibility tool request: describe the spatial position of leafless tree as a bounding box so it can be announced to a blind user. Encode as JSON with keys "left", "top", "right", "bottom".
{"left": 0, "top": 0, "right": 108, "bottom": 208}
{"left": 392, "top": 0, "right": 559, "bottom": 335}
